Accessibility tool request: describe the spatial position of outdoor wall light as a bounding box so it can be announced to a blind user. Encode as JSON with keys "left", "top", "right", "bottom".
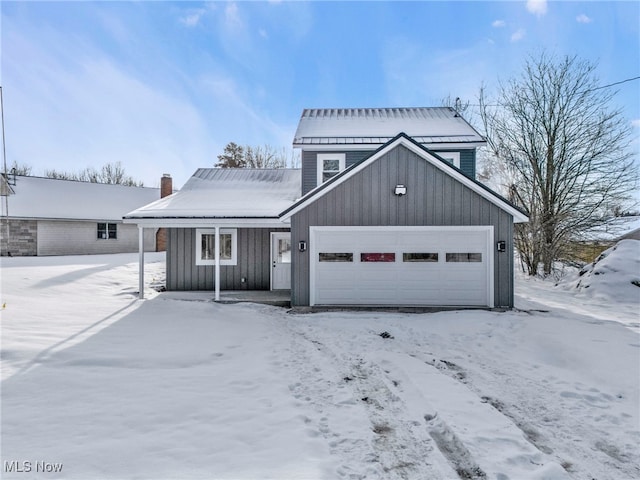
{"left": 298, "top": 241, "right": 307, "bottom": 252}
{"left": 394, "top": 185, "right": 407, "bottom": 196}
{"left": 496, "top": 240, "right": 506, "bottom": 252}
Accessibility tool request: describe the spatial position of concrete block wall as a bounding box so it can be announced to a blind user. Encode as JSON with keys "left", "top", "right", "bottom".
{"left": 0, "top": 219, "right": 37, "bottom": 256}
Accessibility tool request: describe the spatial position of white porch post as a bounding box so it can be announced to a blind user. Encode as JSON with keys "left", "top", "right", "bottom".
{"left": 214, "top": 225, "right": 220, "bottom": 302}
{"left": 138, "top": 226, "right": 145, "bottom": 300}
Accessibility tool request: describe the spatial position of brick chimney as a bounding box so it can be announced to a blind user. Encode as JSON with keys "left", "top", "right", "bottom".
{"left": 156, "top": 174, "right": 172, "bottom": 252}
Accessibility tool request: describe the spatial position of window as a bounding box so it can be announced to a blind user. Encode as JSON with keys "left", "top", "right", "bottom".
{"left": 277, "top": 238, "right": 291, "bottom": 264}
{"left": 403, "top": 253, "right": 439, "bottom": 262}
{"left": 319, "top": 253, "right": 353, "bottom": 262}
{"left": 361, "top": 253, "right": 396, "bottom": 262}
{"left": 317, "top": 153, "right": 346, "bottom": 184}
{"left": 446, "top": 253, "right": 482, "bottom": 263}
{"left": 97, "top": 222, "right": 117, "bottom": 240}
{"left": 434, "top": 151, "right": 460, "bottom": 169}
{"left": 195, "top": 229, "right": 237, "bottom": 266}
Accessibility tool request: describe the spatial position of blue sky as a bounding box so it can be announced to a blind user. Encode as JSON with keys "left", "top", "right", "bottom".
{"left": 2, "top": 0, "right": 639, "bottom": 188}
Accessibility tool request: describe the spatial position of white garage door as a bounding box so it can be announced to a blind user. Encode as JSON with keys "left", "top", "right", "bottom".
{"left": 310, "top": 226, "right": 493, "bottom": 307}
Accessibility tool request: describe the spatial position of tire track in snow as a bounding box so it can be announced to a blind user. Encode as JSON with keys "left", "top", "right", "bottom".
{"left": 282, "top": 324, "right": 455, "bottom": 479}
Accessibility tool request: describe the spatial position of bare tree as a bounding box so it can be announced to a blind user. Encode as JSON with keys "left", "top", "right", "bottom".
{"left": 441, "top": 94, "right": 471, "bottom": 117}
{"left": 45, "top": 162, "right": 143, "bottom": 186}
{"left": 480, "top": 52, "right": 638, "bottom": 276}
{"left": 8, "top": 161, "right": 32, "bottom": 176}
{"left": 216, "top": 142, "right": 296, "bottom": 168}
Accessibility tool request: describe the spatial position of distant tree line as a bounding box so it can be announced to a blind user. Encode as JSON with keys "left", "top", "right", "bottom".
{"left": 215, "top": 142, "right": 299, "bottom": 169}
{"left": 6, "top": 161, "right": 143, "bottom": 186}
{"left": 45, "top": 162, "right": 143, "bottom": 186}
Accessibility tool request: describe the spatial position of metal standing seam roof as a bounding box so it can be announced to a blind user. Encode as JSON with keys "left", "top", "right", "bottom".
{"left": 3, "top": 175, "right": 160, "bottom": 221}
{"left": 124, "top": 168, "right": 302, "bottom": 219}
{"left": 293, "top": 107, "right": 485, "bottom": 146}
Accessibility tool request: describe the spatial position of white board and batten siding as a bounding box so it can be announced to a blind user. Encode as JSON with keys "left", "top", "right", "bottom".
{"left": 310, "top": 226, "right": 493, "bottom": 307}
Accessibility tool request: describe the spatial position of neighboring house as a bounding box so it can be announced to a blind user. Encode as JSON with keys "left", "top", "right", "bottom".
{"left": 612, "top": 216, "right": 640, "bottom": 242}
{"left": 124, "top": 107, "right": 528, "bottom": 308}
{"left": 0, "top": 174, "right": 166, "bottom": 256}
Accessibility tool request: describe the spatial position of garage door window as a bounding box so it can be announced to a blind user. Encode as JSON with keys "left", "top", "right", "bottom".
{"left": 403, "top": 253, "right": 439, "bottom": 262}
{"left": 361, "top": 253, "right": 395, "bottom": 262}
{"left": 319, "top": 253, "right": 353, "bottom": 262}
{"left": 446, "top": 253, "right": 482, "bottom": 262}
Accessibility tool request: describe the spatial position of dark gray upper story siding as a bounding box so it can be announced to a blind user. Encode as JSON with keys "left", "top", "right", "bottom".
{"left": 291, "top": 144, "right": 514, "bottom": 307}
{"left": 166, "top": 227, "right": 289, "bottom": 291}
{"left": 302, "top": 150, "right": 370, "bottom": 195}
{"left": 301, "top": 148, "right": 476, "bottom": 195}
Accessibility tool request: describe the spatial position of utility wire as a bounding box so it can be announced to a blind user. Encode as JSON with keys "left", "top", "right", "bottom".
{"left": 584, "top": 75, "right": 640, "bottom": 92}
{"left": 462, "top": 75, "right": 640, "bottom": 107}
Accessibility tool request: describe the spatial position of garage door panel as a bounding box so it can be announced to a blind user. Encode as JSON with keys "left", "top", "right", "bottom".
{"left": 311, "top": 227, "right": 491, "bottom": 307}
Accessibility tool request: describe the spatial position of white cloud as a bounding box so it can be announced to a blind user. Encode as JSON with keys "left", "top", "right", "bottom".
{"left": 492, "top": 20, "right": 506, "bottom": 28}
{"left": 511, "top": 28, "right": 526, "bottom": 42}
{"left": 225, "top": 2, "right": 243, "bottom": 31}
{"left": 526, "top": 0, "right": 547, "bottom": 17}
{"left": 631, "top": 119, "right": 640, "bottom": 128}
{"left": 258, "top": 28, "right": 268, "bottom": 39}
{"left": 2, "top": 25, "right": 216, "bottom": 188}
{"left": 576, "top": 14, "right": 592, "bottom": 24}
{"left": 179, "top": 8, "right": 207, "bottom": 27}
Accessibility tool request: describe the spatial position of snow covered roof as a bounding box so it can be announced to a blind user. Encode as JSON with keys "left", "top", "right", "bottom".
{"left": 583, "top": 216, "right": 640, "bottom": 242}
{"left": 124, "top": 168, "right": 301, "bottom": 225}
{"left": 293, "top": 107, "right": 485, "bottom": 148}
{"left": 3, "top": 175, "right": 160, "bottom": 221}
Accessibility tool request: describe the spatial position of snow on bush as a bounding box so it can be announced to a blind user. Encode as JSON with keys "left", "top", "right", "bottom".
{"left": 561, "top": 239, "right": 640, "bottom": 302}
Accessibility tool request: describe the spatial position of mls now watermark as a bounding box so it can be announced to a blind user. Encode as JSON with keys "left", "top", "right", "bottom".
{"left": 4, "top": 460, "right": 64, "bottom": 474}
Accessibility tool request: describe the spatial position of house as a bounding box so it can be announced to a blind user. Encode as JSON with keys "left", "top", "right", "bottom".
{"left": 0, "top": 174, "right": 170, "bottom": 256}
{"left": 124, "top": 168, "right": 300, "bottom": 296}
{"left": 124, "top": 107, "right": 528, "bottom": 308}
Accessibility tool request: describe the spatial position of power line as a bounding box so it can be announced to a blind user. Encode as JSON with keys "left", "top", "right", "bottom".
{"left": 462, "top": 75, "right": 640, "bottom": 107}
{"left": 585, "top": 75, "right": 640, "bottom": 92}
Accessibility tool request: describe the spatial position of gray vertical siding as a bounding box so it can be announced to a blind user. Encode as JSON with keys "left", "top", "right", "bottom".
{"left": 301, "top": 150, "right": 373, "bottom": 195}
{"left": 301, "top": 148, "right": 476, "bottom": 195}
{"left": 291, "top": 144, "right": 515, "bottom": 307}
{"left": 166, "top": 227, "right": 289, "bottom": 291}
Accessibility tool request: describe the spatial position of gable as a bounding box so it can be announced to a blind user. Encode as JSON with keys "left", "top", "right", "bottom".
{"left": 281, "top": 134, "right": 528, "bottom": 223}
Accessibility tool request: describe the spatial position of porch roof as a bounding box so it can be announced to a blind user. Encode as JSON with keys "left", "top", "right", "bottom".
{"left": 124, "top": 168, "right": 301, "bottom": 227}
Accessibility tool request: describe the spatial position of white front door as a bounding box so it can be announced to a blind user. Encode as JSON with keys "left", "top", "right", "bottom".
{"left": 271, "top": 232, "right": 292, "bottom": 290}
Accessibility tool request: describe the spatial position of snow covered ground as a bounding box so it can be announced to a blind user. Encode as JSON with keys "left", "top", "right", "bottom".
{"left": 1, "top": 247, "right": 638, "bottom": 480}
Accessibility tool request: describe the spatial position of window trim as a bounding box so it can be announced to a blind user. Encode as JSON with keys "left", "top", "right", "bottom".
{"left": 434, "top": 151, "right": 460, "bottom": 169}
{"left": 97, "top": 222, "right": 117, "bottom": 240}
{"left": 195, "top": 228, "right": 237, "bottom": 266}
{"left": 317, "top": 153, "right": 346, "bottom": 185}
